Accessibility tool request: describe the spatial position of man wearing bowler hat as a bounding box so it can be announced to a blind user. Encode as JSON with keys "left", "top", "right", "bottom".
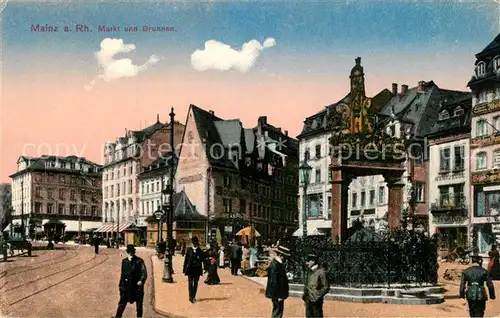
{"left": 265, "top": 245, "right": 291, "bottom": 318}
{"left": 114, "top": 245, "right": 147, "bottom": 318}
{"left": 302, "top": 254, "right": 329, "bottom": 318}
{"left": 460, "top": 254, "right": 495, "bottom": 317}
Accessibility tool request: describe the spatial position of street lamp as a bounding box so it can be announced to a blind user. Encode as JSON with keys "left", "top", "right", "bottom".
{"left": 299, "top": 160, "right": 312, "bottom": 238}
{"left": 154, "top": 209, "right": 163, "bottom": 244}
{"left": 160, "top": 106, "right": 176, "bottom": 283}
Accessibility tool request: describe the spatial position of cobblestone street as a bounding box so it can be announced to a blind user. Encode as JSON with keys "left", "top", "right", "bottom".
{"left": 153, "top": 255, "right": 500, "bottom": 317}
{"left": 0, "top": 245, "right": 163, "bottom": 318}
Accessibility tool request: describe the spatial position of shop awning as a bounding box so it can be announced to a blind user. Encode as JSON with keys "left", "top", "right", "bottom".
{"left": 94, "top": 222, "right": 133, "bottom": 233}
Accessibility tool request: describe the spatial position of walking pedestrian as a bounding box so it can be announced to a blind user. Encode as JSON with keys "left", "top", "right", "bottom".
{"left": 487, "top": 244, "right": 500, "bottom": 280}
{"left": 183, "top": 236, "right": 206, "bottom": 303}
{"left": 302, "top": 254, "right": 329, "bottom": 318}
{"left": 265, "top": 245, "right": 290, "bottom": 318}
{"left": 93, "top": 234, "right": 101, "bottom": 254}
{"left": 114, "top": 245, "right": 147, "bottom": 318}
{"left": 229, "top": 238, "right": 242, "bottom": 276}
{"left": 460, "top": 254, "right": 496, "bottom": 317}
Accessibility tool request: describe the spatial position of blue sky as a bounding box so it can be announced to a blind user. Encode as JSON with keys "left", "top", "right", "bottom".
{"left": 3, "top": 0, "right": 499, "bottom": 76}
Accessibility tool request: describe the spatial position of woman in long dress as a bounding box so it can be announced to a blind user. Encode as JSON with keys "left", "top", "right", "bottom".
{"left": 488, "top": 244, "right": 500, "bottom": 280}
{"left": 249, "top": 245, "right": 257, "bottom": 268}
{"left": 218, "top": 246, "right": 225, "bottom": 268}
{"left": 204, "top": 250, "right": 220, "bottom": 285}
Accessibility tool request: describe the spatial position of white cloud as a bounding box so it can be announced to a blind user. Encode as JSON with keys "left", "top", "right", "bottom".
{"left": 85, "top": 38, "right": 161, "bottom": 90}
{"left": 191, "top": 37, "right": 276, "bottom": 73}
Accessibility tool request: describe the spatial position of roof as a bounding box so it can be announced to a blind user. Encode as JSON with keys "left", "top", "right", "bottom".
{"left": 188, "top": 104, "right": 298, "bottom": 172}
{"left": 10, "top": 155, "right": 102, "bottom": 178}
{"left": 138, "top": 153, "right": 175, "bottom": 179}
{"left": 378, "top": 81, "right": 469, "bottom": 138}
{"left": 477, "top": 33, "right": 500, "bottom": 58}
{"left": 468, "top": 33, "right": 500, "bottom": 89}
{"left": 426, "top": 95, "right": 472, "bottom": 138}
{"left": 172, "top": 190, "right": 205, "bottom": 220}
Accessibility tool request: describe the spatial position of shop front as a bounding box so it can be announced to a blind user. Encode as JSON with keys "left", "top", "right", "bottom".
{"left": 432, "top": 213, "right": 469, "bottom": 250}
{"left": 472, "top": 184, "right": 500, "bottom": 253}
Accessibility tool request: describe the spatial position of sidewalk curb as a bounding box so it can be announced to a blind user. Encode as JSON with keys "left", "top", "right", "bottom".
{"left": 240, "top": 274, "right": 266, "bottom": 294}
{"left": 150, "top": 254, "right": 176, "bottom": 318}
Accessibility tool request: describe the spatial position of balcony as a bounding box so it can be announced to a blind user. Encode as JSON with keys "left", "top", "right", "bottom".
{"left": 430, "top": 194, "right": 467, "bottom": 214}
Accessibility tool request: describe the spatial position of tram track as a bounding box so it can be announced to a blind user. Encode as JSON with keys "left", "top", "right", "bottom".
{"left": 6, "top": 252, "right": 110, "bottom": 307}
{"left": 1, "top": 248, "right": 81, "bottom": 279}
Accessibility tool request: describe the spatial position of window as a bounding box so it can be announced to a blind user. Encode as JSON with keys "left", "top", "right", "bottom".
{"left": 494, "top": 150, "right": 500, "bottom": 167}
{"left": 476, "top": 119, "right": 487, "bottom": 137}
{"left": 495, "top": 117, "right": 500, "bottom": 132}
{"left": 60, "top": 175, "right": 65, "bottom": 183}
{"left": 70, "top": 189, "right": 76, "bottom": 200}
{"left": 59, "top": 189, "right": 66, "bottom": 200}
{"left": 117, "top": 185, "right": 120, "bottom": 196}
{"left": 81, "top": 190, "right": 86, "bottom": 201}
{"left": 378, "top": 186, "right": 384, "bottom": 204}
{"left": 439, "top": 148, "right": 450, "bottom": 172}
{"left": 454, "top": 107, "right": 464, "bottom": 117}
{"left": 70, "top": 163, "right": 75, "bottom": 170}
{"left": 223, "top": 175, "right": 231, "bottom": 187}
{"left": 494, "top": 56, "right": 500, "bottom": 71}
{"left": 414, "top": 183, "right": 424, "bottom": 202}
{"left": 47, "top": 188, "right": 53, "bottom": 199}
{"left": 223, "top": 199, "right": 232, "bottom": 213}
{"left": 61, "top": 162, "right": 66, "bottom": 169}
{"left": 239, "top": 199, "right": 246, "bottom": 214}
{"left": 361, "top": 191, "right": 366, "bottom": 207}
{"left": 327, "top": 196, "right": 332, "bottom": 217}
{"left": 47, "top": 203, "right": 53, "bottom": 214}
{"left": 439, "top": 110, "right": 449, "bottom": 120}
{"left": 315, "top": 168, "right": 321, "bottom": 183}
{"left": 36, "top": 187, "right": 41, "bottom": 197}
{"left": 35, "top": 202, "right": 41, "bottom": 213}
{"left": 308, "top": 194, "right": 322, "bottom": 217}
{"left": 70, "top": 204, "right": 76, "bottom": 215}
{"left": 454, "top": 146, "right": 464, "bottom": 171}
{"left": 304, "top": 149, "right": 310, "bottom": 160}
{"left": 81, "top": 206, "right": 87, "bottom": 216}
{"left": 315, "top": 145, "right": 321, "bottom": 158}
{"left": 476, "top": 152, "right": 487, "bottom": 170}
{"left": 477, "top": 62, "right": 486, "bottom": 76}
{"left": 369, "top": 190, "right": 375, "bottom": 206}
{"left": 58, "top": 204, "right": 64, "bottom": 215}
{"left": 91, "top": 206, "right": 98, "bottom": 216}
{"left": 110, "top": 186, "right": 114, "bottom": 198}
{"left": 351, "top": 193, "right": 357, "bottom": 207}
{"left": 129, "top": 180, "right": 133, "bottom": 194}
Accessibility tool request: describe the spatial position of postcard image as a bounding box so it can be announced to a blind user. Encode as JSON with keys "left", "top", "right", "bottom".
{"left": 1, "top": 1, "right": 500, "bottom": 317}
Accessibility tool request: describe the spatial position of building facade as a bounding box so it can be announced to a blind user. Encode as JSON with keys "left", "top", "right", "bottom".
{"left": 0, "top": 183, "right": 12, "bottom": 232}
{"left": 101, "top": 117, "right": 185, "bottom": 234}
{"left": 175, "top": 105, "right": 299, "bottom": 242}
{"left": 426, "top": 97, "right": 472, "bottom": 250}
{"left": 138, "top": 156, "right": 172, "bottom": 222}
{"left": 469, "top": 34, "right": 500, "bottom": 253}
{"left": 9, "top": 156, "right": 102, "bottom": 238}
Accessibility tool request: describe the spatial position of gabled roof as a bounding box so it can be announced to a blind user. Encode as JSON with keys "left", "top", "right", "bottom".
{"left": 173, "top": 190, "right": 205, "bottom": 220}
{"left": 426, "top": 95, "right": 472, "bottom": 138}
{"left": 477, "top": 33, "right": 500, "bottom": 58}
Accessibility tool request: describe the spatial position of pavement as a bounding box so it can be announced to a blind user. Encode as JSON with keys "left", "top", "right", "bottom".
{"left": 1, "top": 245, "right": 166, "bottom": 317}
{"left": 152, "top": 256, "right": 500, "bottom": 317}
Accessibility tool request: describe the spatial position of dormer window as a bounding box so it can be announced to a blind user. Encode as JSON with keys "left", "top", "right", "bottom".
{"left": 477, "top": 62, "right": 486, "bottom": 76}
{"left": 453, "top": 107, "right": 464, "bottom": 117}
{"left": 439, "top": 110, "right": 449, "bottom": 120}
{"left": 494, "top": 56, "right": 500, "bottom": 71}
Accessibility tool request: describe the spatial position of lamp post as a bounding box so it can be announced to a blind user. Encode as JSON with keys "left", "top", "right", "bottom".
{"left": 299, "top": 160, "right": 312, "bottom": 238}
{"left": 155, "top": 209, "right": 163, "bottom": 243}
{"left": 160, "top": 107, "right": 176, "bottom": 283}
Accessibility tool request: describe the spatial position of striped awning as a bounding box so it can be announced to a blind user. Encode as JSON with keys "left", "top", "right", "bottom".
{"left": 94, "top": 222, "right": 133, "bottom": 233}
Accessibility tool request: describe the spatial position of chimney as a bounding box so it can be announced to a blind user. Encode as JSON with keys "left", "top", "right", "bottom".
{"left": 392, "top": 83, "right": 398, "bottom": 95}
{"left": 417, "top": 81, "right": 425, "bottom": 93}
{"left": 401, "top": 84, "right": 408, "bottom": 95}
{"left": 209, "top": 110, "right": 214, "bottom": 116}
{"left": 284, "top": 130, "right": 288, "bottom": 136}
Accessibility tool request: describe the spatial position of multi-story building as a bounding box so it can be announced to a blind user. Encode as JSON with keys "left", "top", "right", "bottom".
{"left": 100, "top": 116, "right": 184, "bottom": 236}
{"left": 297, "top": 88, "right": 393, "bottom": 235}
{"left": 426, "top": 96, "right": 472, "bottom": 250}
{"left": 0, "top": 184, "right": 12, "bottom": 231}
{"left": 9, "top": 155, "right": 102, "bottom": 238}
{"left": 138, "top": 155, "right": 172, "bottom": 222}
{"left": 175, "top": 105, "right": 299, "bottom": 242}
{"left": 469, "top": 33, "right": 500, "bottom": 253}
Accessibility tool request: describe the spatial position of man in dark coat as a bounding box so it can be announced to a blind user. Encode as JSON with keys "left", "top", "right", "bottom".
{"left": 460, "top": 255, "right": 496, "bottom": 317}
{"left": 229, "top": 238, "right": 242, "bottom": 276}
{"left": 114, "top": 245, "right": 148, "bottom": 318}
{"left": 183, "top": 236, "right": 206, "bottom": 303}
{"left": 93, "top": 234, "right": 101, "bottom": 254}
{"left": 302, "top": 254, "right": 329, "bottom": 318}
{"left": 265, "top": 245, "right": 290, "bottom": 318}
